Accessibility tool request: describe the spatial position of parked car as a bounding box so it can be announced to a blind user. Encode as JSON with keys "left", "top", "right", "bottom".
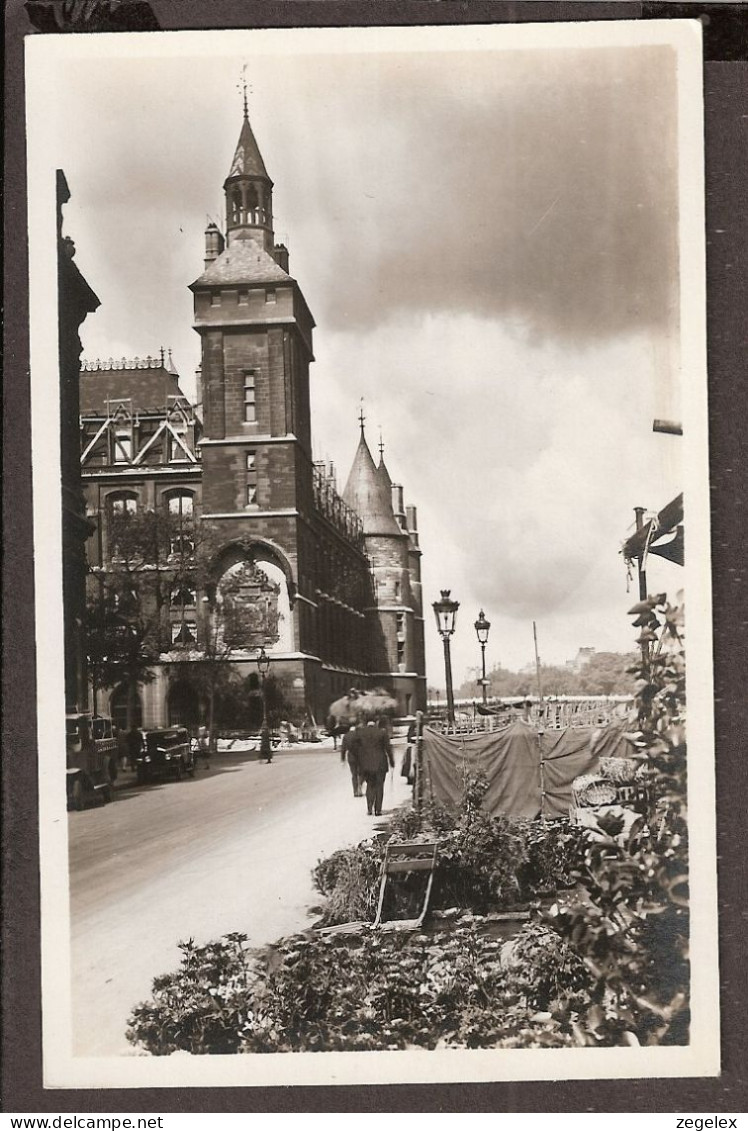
{"left": 66, "top": 713, "right": 116, "bottom": 810}
{"left": 135, "top": 727, "right": 194, "bottom": 784}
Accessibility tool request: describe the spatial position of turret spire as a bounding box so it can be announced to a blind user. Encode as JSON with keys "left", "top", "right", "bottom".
{"left": 238, "top": 64, "right": 249, "bottom": 119}
{"left": 224, "top": 98, "right": 274, "bottom": 252}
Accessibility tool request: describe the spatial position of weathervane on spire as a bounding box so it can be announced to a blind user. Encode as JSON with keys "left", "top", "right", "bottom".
{"left": 237, "top": 64, "right": 250, "bottom": 118}
{"left": 358, "top": 398, "right": 366, "bottom": 435}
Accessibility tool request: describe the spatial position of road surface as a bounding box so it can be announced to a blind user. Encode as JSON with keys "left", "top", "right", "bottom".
{"left": 68, "top": 740, "right": 411, "bottom": 1056}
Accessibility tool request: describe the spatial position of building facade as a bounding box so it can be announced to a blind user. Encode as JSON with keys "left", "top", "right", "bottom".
{"left": 79, "top": 106, "right": 426, "bottom": 728}
{"left": 58, "top": 170, "right": 100, "bottom": 713}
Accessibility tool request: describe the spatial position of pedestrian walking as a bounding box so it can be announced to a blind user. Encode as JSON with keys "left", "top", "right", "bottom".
{"left": 197, "top": 724, "right": 210, "bottom": 770}
{"left": 126, "top": 726, "right": 143, "bottom": 772}
{"left": 355, "top": 718, "right": 394, "bottom": 816}
{"left": 340, "top": 724, "right": 362, "bottom": 797}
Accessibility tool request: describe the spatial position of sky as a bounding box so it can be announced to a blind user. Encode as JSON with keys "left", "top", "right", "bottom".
{"left": 34, "top": 24, "right": 696, "bottom": 690}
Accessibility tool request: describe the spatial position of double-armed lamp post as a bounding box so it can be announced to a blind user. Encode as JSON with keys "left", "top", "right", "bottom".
{"left": 474, "top": 609, "right": 491, "bottom": 706}
{"left": 257, "top": 646, "right": 272, "bottom": 763}
{"left": 432, "top": 589, "right": 459, "bottom": 723}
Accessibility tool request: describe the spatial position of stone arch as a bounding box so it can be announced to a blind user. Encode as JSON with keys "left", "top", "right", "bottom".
{"left": 207, "top": 539, "right": 296, "bottom": 654}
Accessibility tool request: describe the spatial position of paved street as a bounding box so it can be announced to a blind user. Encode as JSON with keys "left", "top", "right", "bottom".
{"left": 68, "top": 739, "right": 411, "bottom": 1057}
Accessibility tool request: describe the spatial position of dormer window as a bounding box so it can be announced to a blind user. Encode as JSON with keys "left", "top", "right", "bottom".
{"left": 113, "top": 430, "right": 132, "bottom": 464}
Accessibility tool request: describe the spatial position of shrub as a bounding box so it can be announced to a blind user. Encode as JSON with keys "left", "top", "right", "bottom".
{"left": 545, "top": 595, "right": 689, "bottom": 1046}
{"left": 126, "top": 922, "right": 585, "bottom": 1055}
{"left": 311, "top": 839, "right": 385, "bottom": 927}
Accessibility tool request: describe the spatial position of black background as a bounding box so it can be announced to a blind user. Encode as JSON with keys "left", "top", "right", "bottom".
{"left": 3, "top": 0, "right": 747, "bottom": 1114}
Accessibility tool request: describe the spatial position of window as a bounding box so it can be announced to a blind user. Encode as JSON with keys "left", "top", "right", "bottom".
{"left": 396, "top": 612, "right": 406, "bottom": 638}
{"left": 171, "top": 584, "right": 196, "bottom": 608}
{"left": 109, "top": 493, "right": 137, "bottom": 515}
{"left": 245, "top": 448, "right": 258, "bottom": 509}
{"left": 114, "top": 431, "right": 132, "bottom": 464}
{"left": 397, "top": 640, "right": 406, "bottom": 670}
{"left": 168, "top": 430, "right": 190, "bottom": 463}
{"left": 172, "top": 618, "right": 197, "bottom": 646}
{"left": 239, "top": 290, "right": 249, "bottom": 305}
{"left": 170, "top": 534, "right": 195, "bottom": 557}
{"left": 265, "top": 287, "right": 276, "bottom": 304}
{"left": 244, "top": 372, "right": 257, "bottom": 422}
{"left": 167, "top": 491, "right": 194, "bottom": 518}
{"left": 394, "top": 580, "right": 401, "bottom": 600}
{"left": 210, "top": 292, "right": 221, "bottom": 307}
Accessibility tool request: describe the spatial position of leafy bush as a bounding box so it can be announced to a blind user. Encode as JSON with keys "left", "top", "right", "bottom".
{"left": 311, "top": 839, "right": 385, "bottom": 926}
{"left": 545, "top": 595, "right": 689, "bottom": 1046}
{"left": 312, "top": 776, "right": 585, "bottom": 928}
{"left": 127, "top": 921, "right": 588, "bottom": 1055}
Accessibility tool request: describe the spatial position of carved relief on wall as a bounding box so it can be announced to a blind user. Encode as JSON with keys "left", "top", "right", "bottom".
{"left": 217, "top": 560, "right": 281, "bottom": 649}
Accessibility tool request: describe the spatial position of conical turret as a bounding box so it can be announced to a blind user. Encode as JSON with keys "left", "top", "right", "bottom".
{"left": 343, "top": 426, "right": 403, "bottom": 537}
{"left": 224, "top": 104, "right": 274, "bottom": 253}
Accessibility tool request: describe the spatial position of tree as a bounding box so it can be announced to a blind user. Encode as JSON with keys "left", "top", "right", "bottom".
{"left": 86, "top": 502, "right": 219, "bottom": 730}
{"left": 85, "top": 507, "right": 175, "bottom": 726}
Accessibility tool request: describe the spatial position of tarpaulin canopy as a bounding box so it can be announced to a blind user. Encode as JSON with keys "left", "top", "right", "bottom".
{"left": 421, "top": 718, "right": 637, "bottom": 819}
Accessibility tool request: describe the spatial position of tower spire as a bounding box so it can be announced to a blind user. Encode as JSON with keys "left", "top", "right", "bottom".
{"left": 224, "top": 89, "right": 274, "bottom": 251}
{"left": 238, "top": 65, "right": 249, "bottom": 119}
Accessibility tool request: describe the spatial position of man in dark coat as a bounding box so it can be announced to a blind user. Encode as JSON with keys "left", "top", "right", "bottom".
{"left": 340, "top": 725, "right": 362, "bottom": 797}
{"left": 355, "top": 719, "right": 394, "bottom": 816}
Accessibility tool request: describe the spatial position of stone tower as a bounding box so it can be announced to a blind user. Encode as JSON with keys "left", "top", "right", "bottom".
{"left": 188, "top": 105, "right": 377, "bottom": 720}
{"left": 343, "top": 424, "right": 426, "bottom": 715}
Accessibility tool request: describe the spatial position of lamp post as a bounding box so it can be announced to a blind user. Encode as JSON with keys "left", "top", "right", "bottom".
{"left": 432, "top": 589, "right": 459, "bottom": 723}
{"left": 257, "top": 646, "right": 272, "bottom": 763}
{"left": 474, "top": 609, "right": 491, "bottom": 706}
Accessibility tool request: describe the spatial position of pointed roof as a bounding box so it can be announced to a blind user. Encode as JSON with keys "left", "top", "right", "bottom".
{"left": 343, "top": 430, "right": 403, "bottom": 538}
{"left": 226, "top": 113, "right": 270, "bottom": 182}
{"left": 191, "top": 239, "right": 291, "bottom": 288}
{"left": 377, "top": 433, "right": 392, "bottom": 488}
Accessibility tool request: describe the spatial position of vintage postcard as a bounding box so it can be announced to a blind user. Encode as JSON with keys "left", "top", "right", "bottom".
{"left": 26, "top": 20, "right": 718, "bottom": 1090}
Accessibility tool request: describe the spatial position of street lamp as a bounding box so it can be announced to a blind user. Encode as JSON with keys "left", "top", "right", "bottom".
{"left": 432, "top": 589, "right": 459, "bottom": 723}
{"left": 474, "top": 609, "right": 491, "bottom": 706}
{"left": 257, "top": 646, "right": 272, "bottom": 763}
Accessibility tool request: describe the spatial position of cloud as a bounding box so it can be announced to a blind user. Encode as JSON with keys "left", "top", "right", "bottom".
{"left": 281, "top": 45, "right": 680, "bottom": 346}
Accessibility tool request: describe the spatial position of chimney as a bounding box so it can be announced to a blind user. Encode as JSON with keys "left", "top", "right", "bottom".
{"left": 204, "top": 223, "right": 225, "bottom": 268}
{"left": 392, "top": 484, "right": 406, "bottom": 529}
{"left": 406, "top": 505, "right": 419, "bottom": 548}
{"left": 274, "top": 243, "right": 289, "bottom": 272}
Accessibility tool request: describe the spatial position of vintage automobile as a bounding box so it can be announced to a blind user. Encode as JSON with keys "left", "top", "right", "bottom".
{"left": 66, "top": 713, "right": 117, "bottom": 810}
{"left": 135, "top": 727, "right": 194, "bottom": 784}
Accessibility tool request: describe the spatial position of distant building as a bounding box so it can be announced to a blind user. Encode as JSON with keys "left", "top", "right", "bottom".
{"left": 78, "top": 104, "right": 426, "bottom": 728}
{"left": 566, "top": 646, "right": 596, "bottom": 673}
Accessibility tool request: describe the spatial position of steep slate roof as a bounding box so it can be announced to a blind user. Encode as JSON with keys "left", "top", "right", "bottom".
{"left": 191, "top": 239, "right": 291, "bottom": 289}
{"left": 80, "top": 365, "right": 185, "bottom": 414}
{"left": 225, "top": 113, "right": 270, "bottom": 181}
{"left": 377, "top": 456, "right": 392, "bottom": 490}
{"left": 343, "top": 432, "right": 403, "bottom": 538}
